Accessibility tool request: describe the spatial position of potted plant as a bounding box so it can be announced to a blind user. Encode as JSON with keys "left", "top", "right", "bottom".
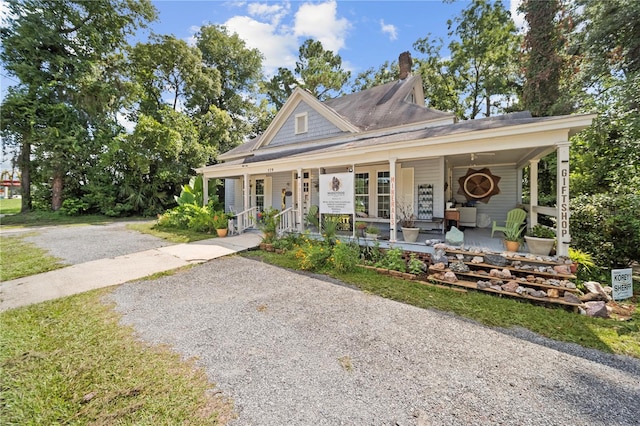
{"left": 502, "top": 224, "right": 525, "bottom": 252}
{"left": 355, "top": 221, "right": 367, "bottom": 236}
{"left": 212, "top": 211, "right": 230, "bottom": 237}
{"left": 397, "top": 199, "right": 419, "bottom": 243}
{"left": 365, "top": 225, "right": 379, "bottom": 240}
{"left": 524, "top": 224, "right": 556, "bottom": 255}
{"left": 568, "top": 247, "right": 595, "bottom": 274}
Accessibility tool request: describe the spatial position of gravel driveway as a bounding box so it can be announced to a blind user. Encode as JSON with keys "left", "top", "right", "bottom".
{"left": 14, "top": 221, "right": 171, "bottom": 265}
{"left": 109, "top": 256, "right": 640, "bottom": 426}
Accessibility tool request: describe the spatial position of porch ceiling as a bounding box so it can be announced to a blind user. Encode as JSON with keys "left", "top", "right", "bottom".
{"left": 446, "top": 146, "right": 552, "bottom": 169}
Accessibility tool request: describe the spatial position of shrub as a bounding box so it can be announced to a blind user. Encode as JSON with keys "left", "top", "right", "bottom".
{"left": 330, "top": 240, "right": 360, "bottom": 273}
{"left": 59, "top": 198, "right": 89, "bottom": 216}
{"left": 375, "top": 247, "right": 406, "bottom": 272}
{"left": 527, "top": 224, "right": 555, "bottom": 239}
{"left": 570, "top": 193, "right": 640, "bottom": 269}
{"left": 295, "top": 239, "right": 331, "bottom": 271}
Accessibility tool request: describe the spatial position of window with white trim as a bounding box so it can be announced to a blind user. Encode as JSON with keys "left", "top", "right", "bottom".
{"left": 295, "top": 112, "right": 308, "bottom": 134}
{"left": 355, "top": 173, "right": 369, "bottom": 216}
{"left": 377, "top": 171, "right": 390, "bottom": 218}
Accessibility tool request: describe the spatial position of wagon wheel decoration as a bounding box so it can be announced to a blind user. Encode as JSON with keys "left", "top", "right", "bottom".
{"left": 457, "top": 168, "right": 501, "bottom": 203}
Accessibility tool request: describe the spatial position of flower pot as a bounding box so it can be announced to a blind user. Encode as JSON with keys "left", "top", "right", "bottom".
{"left": 524, "top": 236, "right": 555, "bottom": 255}
{"left": 216, "top": 228, "right": 228, "bottom": 238}
{"left": 365, "top": 233, "right": 378, "bottom": 240}
{"left": 401, "top": 227, "right": 420, "bottom": 243}
{"left": 504, "top": 240, "right": 520, "bottom": 252}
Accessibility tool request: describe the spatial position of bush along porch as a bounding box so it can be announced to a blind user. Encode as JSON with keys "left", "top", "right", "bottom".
{"left": 258, "top": 231, "right": 636, "bottom": 320}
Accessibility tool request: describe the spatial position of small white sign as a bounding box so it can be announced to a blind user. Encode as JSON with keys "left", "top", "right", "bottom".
{"left": 319, "top": 173, "right": 354, "bottom": 214}
{"left": 611, "top": 268, "right": 633, "bottom": 300}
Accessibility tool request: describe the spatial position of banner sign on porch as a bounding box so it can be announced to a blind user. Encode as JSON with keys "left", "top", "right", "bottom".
{"left": 611, "top": 268, "right": 633, "bottom": 300}
{"left": 319, "top": 173, "right": 354, "bottom": 214}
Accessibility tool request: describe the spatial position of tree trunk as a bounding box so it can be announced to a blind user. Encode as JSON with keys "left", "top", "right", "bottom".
{"left": 19, "top": 140, "right": 32, "bottom": 213}
{"left": 51, "top": 170, "right": 64, "bottom": 211}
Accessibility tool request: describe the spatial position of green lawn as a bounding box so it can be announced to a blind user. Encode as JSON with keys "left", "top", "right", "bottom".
{"left": 0, "top": 235, "right": 67, "bottom": 281}
{"left": 0, "top": 197, "right": 21, "bottom": 214}
{"left": 0, "top": 289, "right": 236, "bottom": 425}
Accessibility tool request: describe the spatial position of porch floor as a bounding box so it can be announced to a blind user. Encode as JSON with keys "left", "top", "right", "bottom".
{"left": 339, "top": 226, "right": 512, "bottom": 255}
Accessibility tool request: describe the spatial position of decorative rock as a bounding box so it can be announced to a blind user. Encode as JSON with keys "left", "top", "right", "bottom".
{"left": 547, "top": 279, "right": 561, "bottom": 287}
{"left": 443, "top": 271, "right": 458, "bottom": 282}
{"left": 564, "top": 282, "right": 576, "bottom": 289}
{"left": 471, "top": 256, "right": 484, "bottom": 264}
{"left": 516, "top": 286, "right": 525, "bottom": 294}
{"left": 584, "top": 301, "right": 609, "bottom": 318}
{"left": 484, "top": 253, "right": 510, "bottom": 267}
{"left": 501, "top": 269, "right": 512, "bottom": 278}
{"left": 489, "top": 269, "right": 501, "bottom": 277}
{"left": 554, "top": 264, "right": 572, "bottom": 275}
{"left": 563, "top": 292, "right": 582, "bottom": 304}
{"left": 526, "top": 275, "right": 536, "bottom": 282}
{"left": 580, "top": 292, "right": 608, "bottom": 302}
{"left": 450, "top": 261, "right": 470, "bottom": 273}
{"left": 425, "top": 239, "right": 442, "bottom": 246}
{"left": 490, "top": 285, "right": 502, "bottom": 291}
{"left": 445, "top": 226, "right": 464, "bottom": 246}
{"left": 477, "top": 280, "right": 490, "bottom": 289}
{"left": 501, "top": 280, "right": 519, "bottom": 293}
{"left": 583, "top": 281, "right": 611, "bottom": 301}
{"left": 547, "top": 288, "right": 560, "bottom": 298}
{"left": 431, "top": 262, "right": 446, "bottom": 270}
{"left": 532, "top": 290, "right": 548, "bottom": 298}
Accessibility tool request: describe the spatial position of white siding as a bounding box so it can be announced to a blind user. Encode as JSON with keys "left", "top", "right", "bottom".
{"left": 270, "top": 172, "right": 293, "bottom": 210}
{"left": 269, "top": 102, "right": 345, "bottom": 147}
{"left": 452, "top": 165, "right": 519, "bottom": 225}
{"left": 401, "top": 158, "right": 445, "bottom": 218}
{"left": 224, "top": 178, "right": 236, "bottom": 212}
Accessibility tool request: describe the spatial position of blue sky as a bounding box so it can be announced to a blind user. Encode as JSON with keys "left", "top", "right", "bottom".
{"left": 147, "top": 0, "right": 523, "bottom": 76}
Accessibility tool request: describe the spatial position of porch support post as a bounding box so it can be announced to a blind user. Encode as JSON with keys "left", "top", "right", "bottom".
{"left": 389, "top": 157, "right": 397, "bottom": 243}
{"left": 243, "top": 173, "right": 250, "bottom": 211}
{"left": 529, "top": 159, "right": 539, "bottom": 228}
{"left": 297, "top": 168, "right": 303, "bottom": 233}
{"left": 556, "top": 142, "right": 571, "bottom": 257}
{"left": 202, "top": 176, "right": 209, "bottom": 207}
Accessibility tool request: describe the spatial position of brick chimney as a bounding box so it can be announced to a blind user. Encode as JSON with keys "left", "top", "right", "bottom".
{"left": 399, "top": 51, "right": 412, "bottom": 80}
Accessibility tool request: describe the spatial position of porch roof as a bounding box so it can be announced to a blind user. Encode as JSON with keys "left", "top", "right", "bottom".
{"left": 197, "top": 111, "right": 596, "bottom": 176}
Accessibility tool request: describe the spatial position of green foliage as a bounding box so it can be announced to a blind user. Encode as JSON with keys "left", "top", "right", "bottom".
{"left": 262, "top": 39, "right": 350, "bottom": 107}
{"left": 211, "top": 211, "right": 230, "bottom": 229}
{"left": 375, "top": 247, "right": 406, "bottom": 273}
{"left": 321, "top": 215, "right": 340, "bottom": 242}
{"left": 330, "top": 241, "right": 361, "bottom": 273}
{"left": 527, "top": 224, "right": 556, "bottom": 239}
{"left": 258, "top": 207, "right": 280, "bottom": 234}
{"left": 570, "top": 193, "right": 640, "bottom": 269}
{"left": 295, "top": 238, "right": 332, "bottom": 271}
{"left": 408, "top": 253, "right": 425, "bottom": 275}
{"left": 58, "top": 198, "right": 89, "bottom": 216}
{"left": 503, "top": 224, "right": 525, "bottom": 242}
{"left": 156, "top": 204, "right": 219, "bottom": 234}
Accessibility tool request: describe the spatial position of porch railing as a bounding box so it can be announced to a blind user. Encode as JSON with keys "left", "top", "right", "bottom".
{"left": 234, "top": 206, "right": 257, "bottom": 234}
{"left": 276, "top": 207, "right": 298, "bottom": 235}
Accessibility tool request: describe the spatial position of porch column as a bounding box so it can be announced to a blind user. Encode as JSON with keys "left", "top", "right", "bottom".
{"left": 389, "top": 157, "right": 397, "bottom": 242}
{"left": 529, "top": 159, "right": 539, "bottom": 228}
{"left": 202, "top": 176, "right": 208, "bottom": 207}
{"left": 297, "top": 168, "right": 303, "bottom": 232}
{"left": 243, "top": 173, "right": 250, "bottom": 211}
{"left": 556, "top": 142, "right": 571, "bottom": 257}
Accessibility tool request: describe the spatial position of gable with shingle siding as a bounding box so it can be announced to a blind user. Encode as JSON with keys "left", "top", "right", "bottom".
{"left": 267, "top": 101, "right": 349, "bottom": 147}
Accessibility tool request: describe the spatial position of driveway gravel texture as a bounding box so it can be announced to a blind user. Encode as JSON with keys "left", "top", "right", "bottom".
{"left": 15, "top": 221, "right": 171, "bottom": 265}
{"left": 109, "top": 256, "right": 640, "bottom": 426}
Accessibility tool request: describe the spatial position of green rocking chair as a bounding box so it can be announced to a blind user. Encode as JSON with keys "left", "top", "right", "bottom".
{"left": 491, "top": 208, "right": 527, "bottom": 238}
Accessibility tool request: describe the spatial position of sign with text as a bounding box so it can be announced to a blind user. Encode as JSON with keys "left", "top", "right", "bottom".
{"left": 611, "top": 268, "right": 633, "bottom": 300}
{"left": 319, "top": 173, "right": 354, "bottom": 214}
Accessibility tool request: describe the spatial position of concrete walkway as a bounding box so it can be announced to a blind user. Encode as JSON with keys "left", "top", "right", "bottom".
{"left": 0, "top": 231, "right": 263, "bottom": 312}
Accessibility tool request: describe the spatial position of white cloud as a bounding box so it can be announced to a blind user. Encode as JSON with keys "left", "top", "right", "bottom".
{"left": 223, "top": 15, "right": 298, "bottom": 74}
{"left": 293, "top": 0, "right": 350, "bottom": 53}
{"left": 510, "top": 0, "right": 527, "bottom": 33}
{"left": 380, "top": 19, "right": 397, "bottom": 41}
{"left": 247, "top": 1, "right": 290, "bottom": 26}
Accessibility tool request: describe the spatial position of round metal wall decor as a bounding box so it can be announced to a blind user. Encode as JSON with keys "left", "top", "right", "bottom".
{"left": 457, "top": 167, "right": 501, "bottom": 203}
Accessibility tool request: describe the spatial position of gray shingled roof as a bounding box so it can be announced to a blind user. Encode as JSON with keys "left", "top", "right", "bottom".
{"left": 323, "top": 75, "right": 454, "bottom": 131}
{"left": 220, "top": 75, "right": 454, "bottom": 160}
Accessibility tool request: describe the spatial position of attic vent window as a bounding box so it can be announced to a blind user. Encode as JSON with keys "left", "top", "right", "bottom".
{"left": 295, "top": 112, "right": 308, "bottom": 134}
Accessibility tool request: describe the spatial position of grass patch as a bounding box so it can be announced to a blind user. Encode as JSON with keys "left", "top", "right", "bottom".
{"left": 246, "top": 250, "right": 640, "bottom": 359}
{"left": 0, "top": 235, "right": 67, "bottom": 281}
{"left": 0, "top": 198, "right": 21, "bottom": 214}
{"left": 0, "top": 288, "right": 236, "bottom": 424}
{"left": 0, "top": 210, "right": 131, "bottom": 227}
{"left": 127, "top": 222, "right": 216, "bottom": 243}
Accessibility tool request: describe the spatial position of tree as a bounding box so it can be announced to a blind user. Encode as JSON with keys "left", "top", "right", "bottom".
{"left": 0, "top": 0, "right": 157, "bottom": 211}
{"left": 262, "top": 39, "right": 351, "bottom": 107}
{"left": 351, "top": 61, "right": 399, "bottom": 92}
